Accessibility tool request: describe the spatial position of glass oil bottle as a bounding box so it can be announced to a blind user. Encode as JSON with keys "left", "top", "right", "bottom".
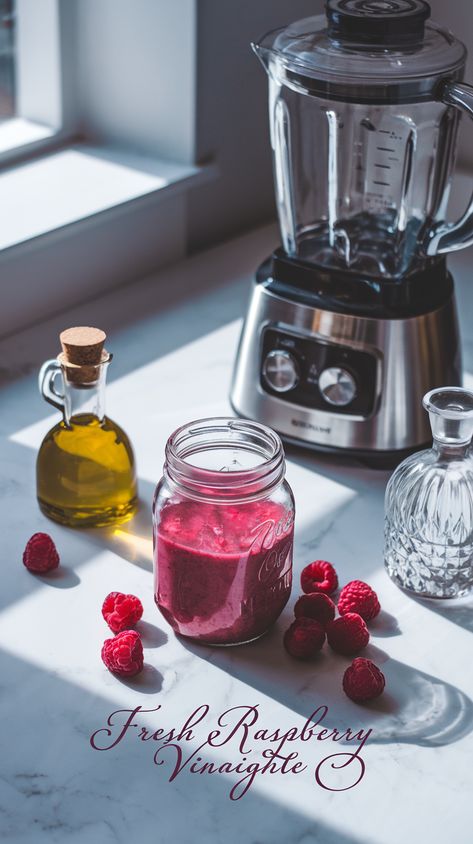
{"left": 36, "top": 327, "right": 138, "bottom": 528}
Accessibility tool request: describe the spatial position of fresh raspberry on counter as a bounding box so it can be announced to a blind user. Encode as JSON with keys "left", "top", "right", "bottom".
{"left": 284, "top": 618, "right": 325, "bottom": 659}
{"left": 294, "top": 592, "right": 336, "bottom": 627}
{"left": 102, "top": 591, "right": 143, "bottom": 633}
{"left": 343, "top": 658, "right": 385, "bottom": 703}
{"left": 338, "top": 580, "right": 381, "bottom": 621}
{"left": 326, "top": 612, "right": 369, "bottom": 655}
{"left": 283, "top": 618, "right": 326, "bottom": 660}
{"left": 300, "top": 560, "right": 338, "bottom": 595}
{"left": 22, "top": 533, "right": 60, "bottom": 574}
{"left": 101, "top": 630, "right": 144, "bottom": 677}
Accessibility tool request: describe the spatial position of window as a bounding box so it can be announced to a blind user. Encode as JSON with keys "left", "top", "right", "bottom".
{"left": 0, "top": 0, "right": 66, "bottom": 160}
{"left": 0, "top": 0, "right": 203, "bottom": 338}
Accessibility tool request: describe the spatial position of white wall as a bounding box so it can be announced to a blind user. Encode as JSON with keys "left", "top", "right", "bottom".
{"left": 73, "top": 0, "right": 197, "bottom": 163}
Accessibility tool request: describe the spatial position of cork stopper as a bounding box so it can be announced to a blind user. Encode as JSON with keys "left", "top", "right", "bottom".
{"left": 58, "top": 327, "right": 108, "bottom": 384}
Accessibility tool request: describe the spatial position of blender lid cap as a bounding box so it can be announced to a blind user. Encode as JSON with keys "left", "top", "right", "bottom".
{"left": 326, "top": 0, "right": 431, "bottom": 45}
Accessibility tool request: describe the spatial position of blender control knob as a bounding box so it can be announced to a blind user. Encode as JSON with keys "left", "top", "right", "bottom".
{"left": 319, "top": 367, "right": 357, "bottom": 407}
{"left": 263, "top": 350, "right": 299, "bottom": 393}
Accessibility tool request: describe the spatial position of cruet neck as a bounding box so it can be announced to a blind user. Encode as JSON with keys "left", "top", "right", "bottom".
{"left": 39, "top": 355, "right": 111, "bottom": 428}
{"left": 61, "top": 358, "right": 109, "bottom": 426}
{"left": 423, "top": 387, "right": 473, "bottom": 455}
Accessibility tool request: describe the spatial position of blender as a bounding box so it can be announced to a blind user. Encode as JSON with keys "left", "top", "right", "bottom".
{"left": 231, "top": 0, "right": 473, "bottom": 463}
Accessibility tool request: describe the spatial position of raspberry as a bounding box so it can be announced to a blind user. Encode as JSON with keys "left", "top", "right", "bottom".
{"left": 101, "top": 630, "right": 144, "bottom": 677}
{"left": 22, "top": 533, "right": 60, "bottom": 573}
{"left": 294, "top": 592, "right": 336, "bottom": 627}
{"left": 343, "top": 658, "right": 385, "bottom": 703}
{"left": 283, "top": 618, "right": 326, "bottom": 660}
{"left": 301, "top": 560, "right": 338, "bottom": 595}
{"left": 338, "top": 580, "right": 380, "bottom": 621}
{"left": 102, "top": 592, "right": 143, "bottom": 633}
{"left": 326, "top": 612, "right": 369, "bottom": 655}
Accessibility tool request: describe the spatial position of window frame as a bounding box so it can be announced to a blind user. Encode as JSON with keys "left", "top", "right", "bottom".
{"left": 0, "top": 0, "right": 76, "bottom": 166}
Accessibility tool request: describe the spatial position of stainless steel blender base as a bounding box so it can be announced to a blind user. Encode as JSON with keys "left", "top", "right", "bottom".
{"left": 230, "top": 279, "right": 461, "bottom": 457}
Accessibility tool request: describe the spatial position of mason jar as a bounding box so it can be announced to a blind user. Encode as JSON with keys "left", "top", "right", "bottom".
{"left": 152, "top": 418, "right": 295, "bottom": 645}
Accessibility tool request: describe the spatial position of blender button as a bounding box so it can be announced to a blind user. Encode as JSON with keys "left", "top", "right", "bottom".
{"left": 263, "top": 350, "right": 299, "bottom": 393}
{"left": 319, "top": 367, "right": 357, "bottom": 407}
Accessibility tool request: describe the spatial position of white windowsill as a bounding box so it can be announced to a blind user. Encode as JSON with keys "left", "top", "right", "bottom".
{"left": 0, "top": 143, "right": 210, "bottom": 253}
{"left": 0, "top": 117, "right": 57, "bottom": 157}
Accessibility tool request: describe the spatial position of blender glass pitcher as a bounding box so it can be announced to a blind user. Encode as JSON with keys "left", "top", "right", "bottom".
{"left": 254, "top": 0, "right": 473, "bottom": 278}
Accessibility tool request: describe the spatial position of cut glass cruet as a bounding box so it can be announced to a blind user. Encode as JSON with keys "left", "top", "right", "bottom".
{"left": 384, "top": 387, "right": 473, "bottom": 598}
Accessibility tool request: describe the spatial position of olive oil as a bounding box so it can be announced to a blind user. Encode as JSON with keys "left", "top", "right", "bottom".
{"left": 37, "top": 414, "right": 137, "bottom": 527}
{"left": 37, "top": 327, "right": 138, "bottom": 528}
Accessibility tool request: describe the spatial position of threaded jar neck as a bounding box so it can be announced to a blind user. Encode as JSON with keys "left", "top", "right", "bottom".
{"left": 164, "top": 418, "right": 286, "bottom": 502}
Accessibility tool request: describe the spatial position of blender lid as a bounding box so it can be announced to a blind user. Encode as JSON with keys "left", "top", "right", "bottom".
{"left": 258, "top": 0, "right": 466, "bottom": 101}
{"left": 327, "top": 0, "right": 431, "bottom": 46}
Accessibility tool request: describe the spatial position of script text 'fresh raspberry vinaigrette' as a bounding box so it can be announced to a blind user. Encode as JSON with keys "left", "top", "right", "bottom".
{"left": 153, "top": 418, "right": 295, "bottom": 645}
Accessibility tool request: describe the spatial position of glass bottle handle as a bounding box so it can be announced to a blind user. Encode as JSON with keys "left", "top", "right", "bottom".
{"left": 38, "top": 360, "right": 65, "bottom": 412}
{"left": 426, "top": 82, "right": 473, "bottom": 257}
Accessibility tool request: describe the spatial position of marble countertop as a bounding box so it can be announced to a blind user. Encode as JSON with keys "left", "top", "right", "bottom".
{"left": 1, "top": 224, "right": 472, "bottom": 844}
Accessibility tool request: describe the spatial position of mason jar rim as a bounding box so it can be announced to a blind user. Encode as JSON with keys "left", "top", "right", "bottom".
{"left": 164, "top": 417, "right": 286, "bottom": 501}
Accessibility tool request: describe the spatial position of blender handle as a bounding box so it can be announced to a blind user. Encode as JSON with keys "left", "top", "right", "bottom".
{"left": 426, "top": 82, "right": 473, "bottom": 256}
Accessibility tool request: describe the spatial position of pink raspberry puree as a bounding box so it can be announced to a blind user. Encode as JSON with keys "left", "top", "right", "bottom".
{"left": 155, "top": 499, "right": 294, "bottom": 644}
